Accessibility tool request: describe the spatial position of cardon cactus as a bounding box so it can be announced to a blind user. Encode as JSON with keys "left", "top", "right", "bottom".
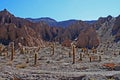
{"left": 90, "top": 56, "right": 92, "bottom": 62}
{"left": 72, "top": 45, "right": 76, "bottom": 64}
{"left": 11, "top": 42, "right": 15, "bottom": 61}
{"left": 34, "top": 53, "right": 38, "bottom": 66}
{"left": 18, "top": 43, "right": 25, "bottom": 54}
{"left": 92, "top": 47, "right": 97, "bottom": 53}
{"left": 80, "top": 53, "right": 82, "bottom": 61}
{"left": 69, "top": 51, "right": 71, "bottom": 57}
{"left": 99, "top": 55, "right": 101, "bottom": 62}
{"left": 51, "top": 43, "right": 55, "bottom": 55}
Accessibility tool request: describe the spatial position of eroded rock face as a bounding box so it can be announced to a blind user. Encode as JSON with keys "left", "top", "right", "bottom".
{"left": 0, "top": 9, "right": 44, "bottom": 47}
{"left": 76, "top": 28, "right": 99, "bottom": 49}
{"left": 0, "top": 9, "right": 100, "bottom": 48}
{"left": 62, "top": 39, "right": 72, "bottom": 47}
{"left": 112, "top": 15, "right": 120, "bottom": 42}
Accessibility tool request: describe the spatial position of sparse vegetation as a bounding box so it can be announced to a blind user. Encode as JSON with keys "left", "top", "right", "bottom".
{"left": 72, "top": 45, "right": 76, "bottom": 64}
{"left": 11, "top": 42, "right": 14, "bottom": 61}
{"left": 0, "top": 9, "right": 120, "bottom": 80}
{"left": 34, "top": 53, "right": 38, "bottom": 66}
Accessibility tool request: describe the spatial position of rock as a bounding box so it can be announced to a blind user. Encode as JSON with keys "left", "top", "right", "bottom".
{"left": 62, "top": 39, "right": 72, "bottom": 47}
{"left": 76, "top": 28, "right": 99, "bottom": 49}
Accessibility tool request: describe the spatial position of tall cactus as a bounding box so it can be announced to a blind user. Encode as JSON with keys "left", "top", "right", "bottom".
{"left": 18, "top": 43, "right": 25, "bottom": 54}
{"left": 72, "top": 45, "right": 76, "bottom": 64}
{"left": 90, "top": 56, "right": 92, "bottom": 62}
{"left": 99, "top": 55, "right": 101, "bottom": 62}
{"left": 4, "top": 48, "right": 8, "bottom": 58}
{"left": 79, "top": 53, "right": 82, "bottom": 61}
{"left": 26, "top": 55, "right": 29, "bottom": 63}
{"left": 34, "top": 53, "right": 38, "bottom": 66}
{"left": 0, "top": 45, "right": 2, "bottom": 53}
{"left": 51, "top": 43, "right": 55, "bottom": 55}
{"left": 92, "top": 47, "right": 97, "bottom": 54}
{"left": 69, "top": 51, "right": 71, "bottom": 57}
{"left": 11, "top": 42, "right": 14, "bottom": 61}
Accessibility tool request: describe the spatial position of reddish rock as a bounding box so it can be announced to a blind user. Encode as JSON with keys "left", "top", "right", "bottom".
{"left": 62, "top": 39, "right": 72, "bottom": 47}
{"left": 0, "top": 9, "right": 100, "bottom": 48}
{"left": 76, "top": 28, "right": 99, "bottom": 49}
{"left": 0, "top": 9, "right": 44, "bottom": 47}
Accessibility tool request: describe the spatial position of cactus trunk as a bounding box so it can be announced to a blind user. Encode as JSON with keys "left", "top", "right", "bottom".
{"left": 72, "top": 45, "right": 75, "bottom": 64}
{"left": 99, "top": 55, "right": 101, "bottom": 62}
{"left": 90, "top": 57, "right": 92, "bottom": 62}
{"left": 11, "top": 42, "right": 14, "bottom": 61}
{"left": 34, "top": 53, "right": 37, "bottom": 66}
{"left": 69, "top": 51, "right": 71, "bottom": 57}
{"left": 80, "top": 53, "right": 82, "bottom": 61}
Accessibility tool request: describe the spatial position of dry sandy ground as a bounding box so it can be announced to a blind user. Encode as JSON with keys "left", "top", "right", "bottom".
{"left": 0, "top": 44, "right": 120, "bottom": 80}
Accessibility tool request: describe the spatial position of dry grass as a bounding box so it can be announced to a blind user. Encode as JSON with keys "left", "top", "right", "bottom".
{"left": 16, "top": 63, "right": 27, "bottom": 69}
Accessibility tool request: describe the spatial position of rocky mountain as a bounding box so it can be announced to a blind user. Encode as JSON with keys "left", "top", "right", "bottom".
{"left": 112, "top": 15, "right": 120, "bottom": 42}
{"left": 0, "top": 9, "right": 119, "bottom": 49}
{"left": 26, "top": 17, "right": 77, "bottom": 28}
{"left": 93, "top": 15, "right": 120, "bottom": 50}
{"left": 0, "top": 9, "right": 44, "bottom": 47}
{"left": 26, "top": 17, "right": 57, "bottom": 23}
{"left": 84, "top": 20, "right": 97, "bottom": 24}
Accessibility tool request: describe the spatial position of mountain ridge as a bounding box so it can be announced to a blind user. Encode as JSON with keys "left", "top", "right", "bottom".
{"left": 0, "top": 9, "right": 120, "bottom": 49}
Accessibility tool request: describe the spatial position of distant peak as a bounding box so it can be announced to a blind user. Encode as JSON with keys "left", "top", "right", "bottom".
{"left": 3, "top": 8, "right": 7, "bottom": 11}
{"left": 0, "top": 9, "right": 14, "bottom": 17}
{"left": 107, "top": 15, "right": 113, "bottom": 20}
{"left": 2, "top": 8, "right": 9, "bottom": 13}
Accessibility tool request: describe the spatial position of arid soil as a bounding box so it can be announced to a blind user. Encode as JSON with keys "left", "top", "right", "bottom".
{"left": 0, "top": 43, "right": 120, "bottom": 80}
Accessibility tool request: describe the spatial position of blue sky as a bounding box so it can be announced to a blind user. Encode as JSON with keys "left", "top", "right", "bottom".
{"left": 0, "top": 0, "right": 120, "bottom": 21}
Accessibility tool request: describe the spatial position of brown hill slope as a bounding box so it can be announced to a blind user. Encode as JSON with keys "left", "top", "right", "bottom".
{"left": 2, "top": 9, "right": 120, "bottom": 49}
{"left": 0, "top": 9, "right": 44, "bottom": 47}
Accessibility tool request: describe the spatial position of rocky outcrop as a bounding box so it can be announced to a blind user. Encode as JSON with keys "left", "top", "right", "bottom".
{"left": 0, "top": 9, "right": 100, "bottom": 48}
{"left": 3, "top": 9, "right": 120, "bottom": 48}
{"left": 76, "top": 28, "right": 99, "bottom": 48}
{"left": 0, "top": 9, "right": 44, "bottom": 47}
{"left": 112, "top": 15, "right": 120, "bottom": 42}
{"left": 62, "top": 39, "right": 72, "bottom": 47}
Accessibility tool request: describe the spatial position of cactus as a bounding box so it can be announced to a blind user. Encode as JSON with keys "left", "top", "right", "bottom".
{"left": 34, "top": 53, "right": 38, "bottom": 66}
{"left": 92, "top": 47, "right": 97, "bottom": 54}
{"left": 4, "top": 48, "right": 8, "bottom": 58}
{"left": 11, "top": 42, "right": 14, "bottom": 61}
{"left": 26, "top": 58, "right": 29, "bottom": 63}
{"left": 36, "top": 46, "right": 41, "bottom": 52}
{"left": 79, "top": 53, "right": 82, "bottom": 61}
{"left": 20, "top": 47, "right": 25, "bottom": 54}
{"left": 18, "top": 43, "right": 25, "bottom": 54}
{"left": 69, "top": 51, "right": 71, "bottom": 57}
{"left": 82, "top": 48, "right": 86, "bottom": 53}
{"left": 26, "top": 56, "right": 29, "bottom": 63}
{"left": 90, "top": 56, "right": 92, "bottom": 62}
{"left": 99, "top": 55, "right": 101, "bottom": 62}
{"left": 52, "top": 45, "right": 54, "bottom": 55}
{"left": 0, "top": 45, "right": 2, "bottom": 53}
{"left": 51, "top": 43, "right": 55, "bottom": 55}
{"left": 72, "top": 45, "right": 76, "bottom": 64}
